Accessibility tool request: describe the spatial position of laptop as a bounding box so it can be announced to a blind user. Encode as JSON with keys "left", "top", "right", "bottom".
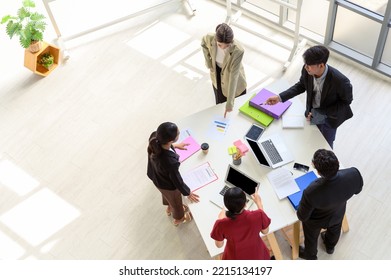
{"left": 245, "top": 134, "right": 294, "bottom": 169}
{"left": 209, "top": 164, "right": 259, "bottom": 209}
{"left": 239, "top": 94, "right": 274, "bottom": 127}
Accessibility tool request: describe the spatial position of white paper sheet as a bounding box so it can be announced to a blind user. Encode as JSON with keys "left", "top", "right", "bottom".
{"left": 282, "top": 115, "right": 304, "bottom": 128}
{"left": 182, "top": 162, "right": 218, "bottom": 191}
{"left": 267, "top": 168, "right": 300, "bottom": 199}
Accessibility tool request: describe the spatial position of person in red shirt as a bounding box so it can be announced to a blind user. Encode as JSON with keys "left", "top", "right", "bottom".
{"left": 210, "top": 187, "right": 271, "bottom": 259}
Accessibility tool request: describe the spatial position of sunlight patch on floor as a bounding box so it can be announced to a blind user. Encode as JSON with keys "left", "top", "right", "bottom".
{"left": 0, "top": 188, "right": 80, "bottom": 247}
{"left": 0, "top": 160, "right": 40, "bottom": 196}
{"left": 126, "top": 21, "right": 190, "bottom": 59}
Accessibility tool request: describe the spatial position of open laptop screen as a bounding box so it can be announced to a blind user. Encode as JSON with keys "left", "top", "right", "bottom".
{"left": 245, "top": 138, "right": 270, "bottom": 167}
{"left": 226, "top": 165, "right": 258, "bottom": 195}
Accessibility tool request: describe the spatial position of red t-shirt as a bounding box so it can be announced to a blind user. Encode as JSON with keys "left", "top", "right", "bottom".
{"left": 210, "top": 209, "right": 271, "bottom": 260}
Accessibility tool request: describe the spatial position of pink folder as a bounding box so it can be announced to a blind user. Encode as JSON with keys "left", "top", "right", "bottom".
{"left": 249, "top": 88, "right": 292, "bottom": 119}
{"left": 176, "top": 136, "right": 201, "bottom": 162}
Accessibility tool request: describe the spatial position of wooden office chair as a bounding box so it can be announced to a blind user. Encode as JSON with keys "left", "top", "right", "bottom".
{"left": 281, "top": 214, "right": 349, "bottom": 259}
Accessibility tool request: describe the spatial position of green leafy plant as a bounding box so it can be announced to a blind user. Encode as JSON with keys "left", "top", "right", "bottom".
{"left": 39, "top": 53, "right": 54, "bottom": 69}
{"left": 1, "top": 0, "right": 47, "bottom": 49}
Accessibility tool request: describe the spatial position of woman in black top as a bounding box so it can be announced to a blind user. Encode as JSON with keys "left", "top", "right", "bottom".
{"left": 147, "top": 122, "right": 200, "bottom": 226}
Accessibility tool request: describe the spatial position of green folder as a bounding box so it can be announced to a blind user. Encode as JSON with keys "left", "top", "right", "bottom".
{"left": 239, "top": 94, "right": 274, "bottom": 127}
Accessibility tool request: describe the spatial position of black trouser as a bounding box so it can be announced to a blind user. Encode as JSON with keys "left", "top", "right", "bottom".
{"left": 317, "top": 122, "right": 337, "bottom": 149}
{"left": 302, "top": 221, "right": 342, "bottom": 258}
{"left": 213, "top": 64, "right": 246, "bottom": 104}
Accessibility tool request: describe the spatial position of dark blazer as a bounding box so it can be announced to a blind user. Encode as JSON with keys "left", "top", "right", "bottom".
{"left": 297, "top": 167, "right": 363, "bottom": 227}
{"left": 280, "top": 65, "right": 353, "bottom": 128}
{"left": 147, "top": 147, "right": 191, "bottom": 196}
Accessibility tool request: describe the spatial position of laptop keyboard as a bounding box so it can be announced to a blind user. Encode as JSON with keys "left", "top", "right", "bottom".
{"left": 219, "top": 185, "right": 230, "bottom": 195}
{"left": 261, "top": 139, "right": 283, "bottom": 164}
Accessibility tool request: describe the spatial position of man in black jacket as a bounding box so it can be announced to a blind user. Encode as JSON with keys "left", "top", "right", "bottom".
{"left": 297, "top": 149, "right": 363, "bottom": 260}
{"left": 265, "top": 45, "right": 353, "bottom": 148}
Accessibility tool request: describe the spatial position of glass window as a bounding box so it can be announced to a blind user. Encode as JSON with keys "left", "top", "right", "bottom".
{"left": 382, "top": 30, "right": 391, "bottom": 66}
{"left": 288, "top": 0, "right": 329, "bottom": 37}
{"left": 246, "top": 0, "right": 280, "bottom": 17}
{"left": 346, "top": 0, "right": 389, "bottom": 16}
{"left": 333, "top": 6, "right": 382, "bottom": 57}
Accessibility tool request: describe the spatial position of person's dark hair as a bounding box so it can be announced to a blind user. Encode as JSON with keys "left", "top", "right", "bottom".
{"left": 312, "top": 149, "right": 339, "bottom": 179}
{"left": 147, "top": 122, "right": 178, "bottom": 157}
{"left": 303, "top": 45, "right": 329, "bottom": 65}
{"left": 223, "top": 187, "right": 246, "bottom": 220}
{"left": 215, "top": 23, "right": 234, "bottom": 44}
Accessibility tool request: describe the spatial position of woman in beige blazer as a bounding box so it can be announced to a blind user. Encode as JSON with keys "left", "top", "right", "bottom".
{"left": 201, "top": 23, "right": 247, "bottom": 117}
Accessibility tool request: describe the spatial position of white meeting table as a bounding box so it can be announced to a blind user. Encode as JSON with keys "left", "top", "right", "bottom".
{"left": 177, "top": 81, "right": 330, "bottom": 259}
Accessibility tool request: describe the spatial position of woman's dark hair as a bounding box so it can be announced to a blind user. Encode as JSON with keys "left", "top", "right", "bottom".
{"left": 223, "top": 187, "right": 246, "bottom": 220}
{"left": 215, "top": 23, "right": 234, "bottom": 44}
{"left": 312, "top": 149, "right": 339, "bottom": 179}
{"left": 303, "top": 45, "right": 329, "bottom": 65}
{"left": 147, "top": 122, "right": 178, "bottom": 157}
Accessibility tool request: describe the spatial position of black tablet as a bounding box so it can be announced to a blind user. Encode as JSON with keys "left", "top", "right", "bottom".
{"left": 245, "top": 124, "right": 265, "bottom": 141}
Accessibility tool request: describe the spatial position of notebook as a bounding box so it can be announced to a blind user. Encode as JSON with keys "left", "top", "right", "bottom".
{"left": 239, "top": 94, "right": 274, "bottom": 127}
{"left": 249, "top": 88, "right": 292, "bottom": 119}
{"left": 282, "top": 115, "right": 305, "bottom": 128}
{"left": 209, "top": 164, "right": 258, "bottom": 209}
{"left": 176, "top": 135, "right": 201, "bottom": 162}
{"left": 245, "top": 133, "right": 294, "bottom": 169}
{"left": 288, "top": 171, "right": 318, "bottom": 210}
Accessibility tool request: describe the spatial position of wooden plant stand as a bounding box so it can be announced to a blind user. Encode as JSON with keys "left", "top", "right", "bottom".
{"left": 24, "top": 42, "right": 60, "bottom": 76}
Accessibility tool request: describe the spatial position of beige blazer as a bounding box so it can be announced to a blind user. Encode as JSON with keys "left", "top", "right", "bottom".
{"left": 201, "top": 34, "right": 247, "bottom": 110}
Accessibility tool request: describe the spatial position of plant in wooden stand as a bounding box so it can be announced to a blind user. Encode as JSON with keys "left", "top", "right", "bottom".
{"left": 1, "top": 0, "right": 47, "bottom": 53}
{"left": 38, "top": 52, "right": 54, "bottom": 70}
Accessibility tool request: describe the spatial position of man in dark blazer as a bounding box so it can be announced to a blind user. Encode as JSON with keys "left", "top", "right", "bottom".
{"left": 297, "top": 149, "right": 363, "bottom": 260}
{"left": 265, "top": 45, "right": 353, "bottom": 148}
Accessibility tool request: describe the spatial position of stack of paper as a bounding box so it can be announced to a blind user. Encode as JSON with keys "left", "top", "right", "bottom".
{"left": 267, "top": 168, "right": 300, "bottom": 199}
{"left": 182, "top": 162, "right": 218, "bottom": 191}
{"left": 282, "top": 115, "right": 304, "bottom": 128}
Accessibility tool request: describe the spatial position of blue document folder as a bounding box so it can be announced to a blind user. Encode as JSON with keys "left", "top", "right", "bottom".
{"left": 288, "top": 171, "right": 318, "bottom": 210}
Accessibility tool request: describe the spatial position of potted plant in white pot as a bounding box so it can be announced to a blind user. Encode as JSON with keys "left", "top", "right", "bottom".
{"left": 1, "top": 0, "right": 47, "bottom": 53}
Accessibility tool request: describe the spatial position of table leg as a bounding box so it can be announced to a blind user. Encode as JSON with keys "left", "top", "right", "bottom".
{"left": 342, "top": 214, "right": 349, "bottom": 233}
{"left": 292, "top": 221, "right": 301, "bottom": 259}
{"left": 266, "top": 232, "right": 283, "bottom": 260}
